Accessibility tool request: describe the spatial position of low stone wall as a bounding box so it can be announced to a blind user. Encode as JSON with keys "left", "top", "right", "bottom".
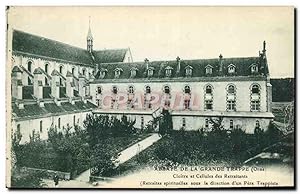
{"left": 20, "top": 167, "right": 71, "bottom": 180}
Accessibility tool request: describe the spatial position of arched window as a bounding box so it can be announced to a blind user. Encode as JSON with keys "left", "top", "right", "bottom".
{"left": 250, "top": 84, "right": 260, "bottom": 111}
{"left": 164, "top": 85, "right": 170, "bottom": 94}
{"left": 251, "top": 84, "right": 260, "bottom": 94}
{"left": 72, "top": 67, "right": 75, "bottom": 75}
{"left": 27, "top": 61, "right": 32, "bottom": 73}
{"left": 128, "top": 86, "right": 134, "bottom": 94}
{"left": 82, "top": 68, "right": 86, "bottom": 76}
{"left": 45, "top": 63, "right": 49, "bottom": 73}
{"left": 112, "top": 86, "right": 118, "bottom": 94}
{"left": 255, "top": 120, "right": 260, "bottom": 128}
{"left": 228, "top": 85, "right": 235, "bottom": 94}
{"left": 59, "top": 66, "right": 63, "bottom": 74}
{"left": 204, "top": 85, "right": 213, "bottom": 110}
{"left": 17, "top": 124, "right": 20, "bottom": 132}
{"left": 97, "top": 86, "right": 102, "bottom": 94}
{"left": 146, "top": 86, "right": 151, "bottom": 94}
{"left": 184, "top": 85, "right": 191, "bottom": 110}
{"left": 227, "top": 84, "right": 236, "bottom": 111}
{"left": 184, "top": 85, "right": 191, "bottom": 94}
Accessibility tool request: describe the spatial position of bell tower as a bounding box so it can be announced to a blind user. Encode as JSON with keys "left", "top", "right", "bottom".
{"left": 87, "top": 17, "right": 93, "bottom": 53}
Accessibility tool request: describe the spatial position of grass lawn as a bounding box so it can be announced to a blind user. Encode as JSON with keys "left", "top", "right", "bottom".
{"left": 16, "top": 132, "right": 152, "bottom": 177}
{"left": 110, "top": 130, "right": 274, "bottom": 177}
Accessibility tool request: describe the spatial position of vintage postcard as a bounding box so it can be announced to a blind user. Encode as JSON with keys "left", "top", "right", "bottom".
{"left": 6, "top": 6, "right": 295, "bottom": 188}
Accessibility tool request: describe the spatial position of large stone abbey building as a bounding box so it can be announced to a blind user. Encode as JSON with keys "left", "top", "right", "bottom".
{"left": 10, "top": 25, "right": 274, "bottom": 144}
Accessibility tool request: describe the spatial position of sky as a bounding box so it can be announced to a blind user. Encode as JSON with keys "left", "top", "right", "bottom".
{"left": 7, "top": 6, "right": 294, "bottom": 78}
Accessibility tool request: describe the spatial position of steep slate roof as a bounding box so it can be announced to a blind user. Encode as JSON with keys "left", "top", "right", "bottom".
{"left": 13, "top": 30, "right": 94, "bottom": 66}
{"left": 12, "top": 30, "right": 128, "bottom": 66}
{"left": 12, "top": 101, "right": 97, "bottom": 119}
{"left": 93, "top": 49, "right": 128, "bottom": 64}
{"left": 96, "top": 56, "right": 265, "bottom": 79}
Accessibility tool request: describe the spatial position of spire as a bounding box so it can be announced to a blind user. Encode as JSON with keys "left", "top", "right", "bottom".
{"left": 87, "top": 16, "right": 93, "bottom": 52}
{"left": 87, "top": 16, "right": 93, "bottom": 40}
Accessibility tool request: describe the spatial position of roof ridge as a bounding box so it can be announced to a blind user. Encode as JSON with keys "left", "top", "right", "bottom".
{"left": 13, "top": 29, "right": 87, "bottom": 52}
{"left": 99, "top": 56, "right": 260, "bottom": 65}
{"left": 93, "top": 48, "right": 128, "bottom": 52}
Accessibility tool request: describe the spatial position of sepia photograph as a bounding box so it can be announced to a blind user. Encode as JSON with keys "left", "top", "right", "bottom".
{"left": 5, "top": 6, "right": 295, "bottom": 188}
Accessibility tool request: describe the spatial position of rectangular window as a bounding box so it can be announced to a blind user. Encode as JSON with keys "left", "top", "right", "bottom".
{"left": 97, "top": 87, "right": 102, "bottom": 94}
{"left": 96, "top": 99, "right": 100, "bottom": 107}
{"left": 182, "top": 118, "right": 186, "bottom": 128}
{"left": 205, "top": 119, "right": 209, "bottom": 128}
{"left": 73, "top": 115, "right": 76, "bottom": 126}
{"left": 40, "top": 121, "right": 43, "bottom": 132}
{"left": 206, "top": 68, "right": 212, "bottom": 75}
{"left": 251, "top": 100, "right": 260, "bottom": 111}
{"left": 141, "top": 116, "right": 144, "bottom": 129}
{"left": 230, "top": 120, "right": 234, "bottom": 129}
{"left": 58, "top": 118, "right": 61, "bottom": 128}
{"left": 184, "top": 100, "right": 190, "bottom": 110}
{"left": 17, "top": 124, "right": 20, "bottom": 131}
{"left": 205, "top": 100, "right": 213, "bottom": 110}
{"left": 227, "top": 100, "right": 236, "bottom": 111}
{"left": 186, "top": 68, "right": 192, "bottom": 76}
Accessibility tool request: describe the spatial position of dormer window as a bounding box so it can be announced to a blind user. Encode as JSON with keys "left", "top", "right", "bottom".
{"left": 147, "top": 67, "right": 154, "bottom": 77}
{"left": 251, "top": 64, "right": 258, "bottom": 74}
{"left": 185, "top": 65, "right": 193, "bottom": 77}
{"left": 228, "top": 64, "right": 236, "bottom": 74}
{"left": 165, "top": 66, "right": 173, "bottom": 77}
{"left": 99, "top": 68, "right": 107, "bottom": 79}
{"left": 130, "top": 67, "right": 138, "bottom": 78}
{"left": 205, "top": 65, "right": 213, "bottom": 75}
{"left": 114, "top": 68, "right": 123, "bottom": 79}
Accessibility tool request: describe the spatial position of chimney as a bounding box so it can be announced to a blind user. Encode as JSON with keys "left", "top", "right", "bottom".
{"left": 78, "top": 73, "right": 86, "bottom": 98}
{"left": 51, "top": 69, "right": 60, "bottom": 100}
{"left": 11, "top": 66, "right": 23, "bottom": 100}
{"left": 218, "top": 54, "right": 223, "bottom": 75}
{"left": 176, "top": 56, "right": 181, "bottom": 75}
{"left": 262, "top": 40, "right": 266, "bottom": 55}
{"left": 66, "top": 71, "right": 74, "bottom": 98}
{"left": 33, "top": 67, "right": 44, "bottom": 99}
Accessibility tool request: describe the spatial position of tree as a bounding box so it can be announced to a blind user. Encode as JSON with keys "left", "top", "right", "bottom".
{"left": 159, "top": 109, "right": 173, "bottom": 136}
